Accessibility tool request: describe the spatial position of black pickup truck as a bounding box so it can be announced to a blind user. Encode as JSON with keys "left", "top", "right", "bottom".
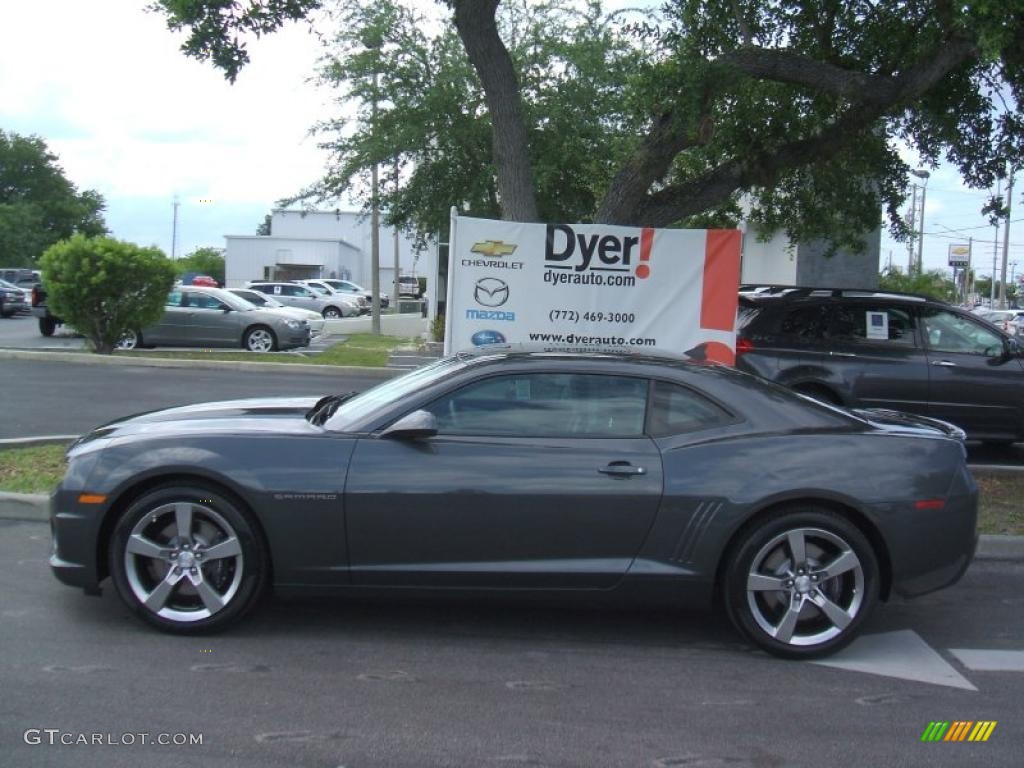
{"left": 30, "top": 283, "right": 63, "bottom": 336}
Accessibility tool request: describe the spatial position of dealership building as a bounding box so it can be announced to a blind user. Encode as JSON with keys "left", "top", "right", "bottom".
{"left": 223, "top": 209, "right": 435, "bottom": 296}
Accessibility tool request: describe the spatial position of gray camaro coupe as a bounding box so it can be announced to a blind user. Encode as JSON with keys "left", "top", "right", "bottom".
{"left": 49, "top": 348, "right": 977, "bottom": 658}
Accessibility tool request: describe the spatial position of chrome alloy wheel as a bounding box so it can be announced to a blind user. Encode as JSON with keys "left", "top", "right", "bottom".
{"left": 745, "top": 527, "right": 864, "bottom": 647}
{"left": 123, "top": 502, "right": 244, "bottom": 623}
{"left": 116, "top": 329, "right": 139, "bottom": 350}
{"left": 245, "top": 328, "right": 274, "bottom": 352}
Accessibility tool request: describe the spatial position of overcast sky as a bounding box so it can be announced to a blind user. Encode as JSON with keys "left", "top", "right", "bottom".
{"left": 1, "top": 0, "right": 1020, "bottom": 282}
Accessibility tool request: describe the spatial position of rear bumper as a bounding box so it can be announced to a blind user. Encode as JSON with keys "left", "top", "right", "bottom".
{"left": 883, "top": 466, "right": 978, "bottom": 598}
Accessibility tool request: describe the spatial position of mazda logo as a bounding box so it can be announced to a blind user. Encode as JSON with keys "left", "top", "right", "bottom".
{"left": 474, "top": 277, "right": 509, "bottom": 307}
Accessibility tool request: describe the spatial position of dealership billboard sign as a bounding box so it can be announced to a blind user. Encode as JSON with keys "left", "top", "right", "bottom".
{"left": 948, "top": 244, "right": 971, "bottom": 268}
{"left": 445, "top": 214, "right": 741, "bottom": 364}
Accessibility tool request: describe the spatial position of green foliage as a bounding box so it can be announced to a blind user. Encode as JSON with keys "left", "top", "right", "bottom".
{"left": 431, "top": 312, "right": 445, "bottom": 343}
{"left": 155, "top": 0, "right": 1024, "bottom": 255}
{"left": 256, "top": 214, "right": 272, "bottom": 235}
{"left": 0, "top": 130, "right": 107, "bottom": 266}
{"left": 39, "top": 235, "right": 176, "bottom": 354}
{"left": 176, "top": 246, "right": 225, "bottom": 283}
{"left": 286, "top": 0, "right": 647, "bottom": 246}
{"left": 878, "top": 267, "right": 957, "bottom": 303}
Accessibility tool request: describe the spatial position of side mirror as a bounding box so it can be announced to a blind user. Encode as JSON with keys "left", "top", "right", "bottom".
{"left": 380, "top": 410, "right": 438, "bottom": 440}
{"left": 222, "top": 306, "right": 232, "bottom": 313}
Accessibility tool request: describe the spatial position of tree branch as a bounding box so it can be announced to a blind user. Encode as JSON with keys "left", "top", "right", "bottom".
{"left": 603, "top": 34, "right": 979, "bottom": 227}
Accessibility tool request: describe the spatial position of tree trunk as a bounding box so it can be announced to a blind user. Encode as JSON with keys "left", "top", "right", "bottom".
{"left": 452, "top": 0, "right": 538, "bottom": 222}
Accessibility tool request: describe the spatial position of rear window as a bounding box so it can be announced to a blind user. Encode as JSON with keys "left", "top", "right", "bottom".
{"left": 647, "top": 381, "right": 734, "bottom": 437}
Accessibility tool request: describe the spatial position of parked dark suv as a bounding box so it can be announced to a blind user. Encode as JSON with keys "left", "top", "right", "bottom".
{"left": 736, "top": 287, "right": 1024, "bottom": 445}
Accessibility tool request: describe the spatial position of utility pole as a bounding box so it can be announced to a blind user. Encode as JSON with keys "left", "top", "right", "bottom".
{"left": 966, "top": 237, "right": 973, "bottom": 305}
{"left": 992, "top": 178, "right": 1001, "bottom": 307}
{"left": 906, "top": 184, "right": 918, "bottom": 272}
{"left": 171, "top": 195, "right": 180, "bottom": 260}
{"left": 370, "top": 70, "right": 381, "bottom": 335}
{"left": 910, "top": 169, "right": 930, "bottom": 273}
{"left": 999, "top": 166, "right": 1014, "bottom": 309}
{"left": 392, "top": 163, "right": 400, "bottom": 310}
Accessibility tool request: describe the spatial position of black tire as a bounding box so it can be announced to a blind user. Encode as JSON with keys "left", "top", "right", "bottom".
{"left": 39, "top": 317, "right": 57, "bottom": 336}
{"left": 243, "top": 325, "right": 277, "bottom": 352}
{"left": 108, "top": 484, "right": 267, "bottom": 634}
{"left": 323, "top": 306, "right": 342, "bottom": 319}
{"left": 723, "top": 507, "right": 879, "bottom": 659}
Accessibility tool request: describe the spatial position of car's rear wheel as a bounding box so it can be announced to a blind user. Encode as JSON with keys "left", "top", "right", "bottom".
{"left": 243, "top": 325, "right": 276, "bottom": 352}
{"left": 724, "top": 508, "right": 879, "bottom": 659}
{"left": 323, "top": 306, "right": 341, "bottom": 319}
{"left": 109, "top": 484, "right": 267, "bottom": 633}
{"left": 39, "top": 317, "right": 57, "bottom": 336}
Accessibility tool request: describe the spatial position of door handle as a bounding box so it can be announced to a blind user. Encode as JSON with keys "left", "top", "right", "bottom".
{"left": 598, "top": 462, "right": 646, "bottom": 477}
{"left": 931, "top": 360, "right": 957, "bottom": 367}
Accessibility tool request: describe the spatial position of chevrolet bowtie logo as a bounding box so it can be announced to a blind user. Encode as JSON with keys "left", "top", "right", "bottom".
{"left": 470, "top": 240, "right": 517, "bottom": 257}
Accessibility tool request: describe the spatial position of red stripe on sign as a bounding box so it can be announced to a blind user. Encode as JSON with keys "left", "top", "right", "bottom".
{"left": 700, "top": 230, "right": 742, "bottom": 331}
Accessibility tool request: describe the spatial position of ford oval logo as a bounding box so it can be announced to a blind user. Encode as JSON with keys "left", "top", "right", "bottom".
{"left": 471, "top": 329, "right": 506, "bottom": 346}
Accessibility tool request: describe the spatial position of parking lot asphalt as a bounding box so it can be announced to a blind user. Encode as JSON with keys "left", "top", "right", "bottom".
{"left": 1, "top": 518, "right": 1021, "bottom": 768}
{"left": 0, "top": 357, "right": 391, "bottom": 440}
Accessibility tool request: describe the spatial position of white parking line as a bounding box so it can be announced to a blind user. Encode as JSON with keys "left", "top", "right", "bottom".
{"left": 811, "top": 630, "right": 977, "bottom": 690}
{"left": 949, "top": 649, "right": 1024, "bottom": 671}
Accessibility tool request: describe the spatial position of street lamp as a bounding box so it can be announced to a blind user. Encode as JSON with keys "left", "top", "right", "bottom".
{"left": 910, "top": 169, "right": 930, "bottom": 274}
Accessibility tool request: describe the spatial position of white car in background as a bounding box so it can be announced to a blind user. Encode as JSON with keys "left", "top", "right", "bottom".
{"left": 307, "top": 279, "right": 386, "bottom": 311}
{"left": 228, "top": 288, "right": 327, "bottom": 336}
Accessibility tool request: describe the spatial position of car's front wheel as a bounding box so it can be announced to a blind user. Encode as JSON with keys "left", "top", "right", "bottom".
{"left": 116, "top": 329, "right": 141, "bottom": 350}
{"left": 109, "top": 484, "right": 267, "bottom": 633}
{"left": 243, "top": 325, "right": 277, "bottom": 352}
{"left": 323, "top": 306, "right": 342, "bottom": 319}
{"left": 723, "top": 508, "right": 879, "bottom": 658}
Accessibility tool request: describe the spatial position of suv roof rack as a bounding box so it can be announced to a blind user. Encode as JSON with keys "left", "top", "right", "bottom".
{"left": 738, "top": 284, "right": 930, "bottom": 302}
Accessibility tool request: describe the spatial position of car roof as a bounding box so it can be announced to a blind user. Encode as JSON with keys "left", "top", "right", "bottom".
{"left": 739, "top": 285, "right": 931, "bottom": 303}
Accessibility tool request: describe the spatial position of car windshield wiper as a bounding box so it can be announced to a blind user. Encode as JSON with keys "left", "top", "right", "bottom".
{"left": 306, "top": 392, "right": 359, "bottom": 426}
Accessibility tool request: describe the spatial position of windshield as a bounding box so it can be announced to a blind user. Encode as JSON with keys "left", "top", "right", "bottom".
{"left": 324, "top": 356, "right": 467, "bottom": 431}
{"left": 193, "top": 287, "right": 257, "bottom": 311}
{"left": 0, "top": 278, "right": 20, "bottom": 290}
{"left": 234, "top": 290, "right": 282, "bottom": 308}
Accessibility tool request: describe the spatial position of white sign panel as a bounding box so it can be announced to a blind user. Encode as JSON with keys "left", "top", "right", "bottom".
{"left": 948, "top": 244, "right": 970, "bottom": 267}
{"left": 446, "top": 215, "right": 741, "bottom": 364}
{"left": 866, "top": 311, "right": 889, "bottom": 340}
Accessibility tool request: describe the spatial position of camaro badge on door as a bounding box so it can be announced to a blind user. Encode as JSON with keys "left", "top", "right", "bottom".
{"left": 474, "top": 277, "right": 510, "bottom": 307}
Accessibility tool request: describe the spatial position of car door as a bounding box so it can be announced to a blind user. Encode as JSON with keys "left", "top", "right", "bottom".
{"left": 142, "top": 289, "right": 188, "bottom": 344}
{"left": 822, "top": 301, "right": 930, "bottom": 415}
{"left": 344, "top": 372, "right": 664, "bottom": 589}
{"left": 920, "top": 306, "right": 1024, "bottom": 439}
{"left": 185, "top": 292, "right": 241, "bottom": 346}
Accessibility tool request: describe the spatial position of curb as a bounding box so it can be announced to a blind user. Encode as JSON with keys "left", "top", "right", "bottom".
{"left": 0, "top": 435, "right": 78, "bottom": 448}
{"left": 0, "top": 348, "right": 398, "bottom": 376}
{"left": 1, "top": 493, "right": 1021, "bottom": 560}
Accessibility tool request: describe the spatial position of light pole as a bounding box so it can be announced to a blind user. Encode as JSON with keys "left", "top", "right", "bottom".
{"left": 910, "top": 169, "right": 930, "bottom": 274}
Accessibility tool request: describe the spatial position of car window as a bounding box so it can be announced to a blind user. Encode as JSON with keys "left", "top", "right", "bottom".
{"left": 165, "top": 290, "right": 183, "bottom": 307}
{"left": 425, "top": 373, "right": 648, "bottom": 437}
{"left": 829, "top": 304, "right": 917, "bottom": 346}
{"left": 188, "top": 293, "right": 227, "bottom": 310}
{"left": 236, "top": 291, "right": 266, "bottom": 305}
{"left": 777, "top": 303, "right": 832, "bottom": 340}
{"left": 921, "top": 308, "right": 1004, "bottom": 356}
{"left": 647, "top": 381, "right": 734, "bottom": 437}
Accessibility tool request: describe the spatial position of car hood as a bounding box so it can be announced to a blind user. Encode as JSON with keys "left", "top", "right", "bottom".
{"left": 850, "top": 408, "right": 967, "bottom": 441}
{"left": 72, "top": 397, "right": 325, "bottom": 449}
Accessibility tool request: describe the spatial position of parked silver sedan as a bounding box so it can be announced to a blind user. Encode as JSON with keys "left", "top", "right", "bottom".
{"left": 228, "top": 288, "right": 326, "bottom": 336}
{"left": 245, "top": 281, "right": 358, "bottom": 318}
{"left": 118, "top": 287, "right": 310, "bottom": 352}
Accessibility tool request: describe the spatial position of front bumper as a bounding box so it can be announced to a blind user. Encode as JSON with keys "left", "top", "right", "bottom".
{"left": 49, "top": 487, "right": 106, "bottom": 595}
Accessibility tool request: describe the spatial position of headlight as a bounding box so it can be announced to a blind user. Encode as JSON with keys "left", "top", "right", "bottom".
{"left": 285, "top": 319, "right": 302, "bottom": 329}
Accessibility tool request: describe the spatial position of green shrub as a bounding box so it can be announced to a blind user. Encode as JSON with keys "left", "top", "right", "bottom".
{"left": 39, "top": 235, "right": 176, "bottom": 354}
{"left": 431, "top": 313, "right": 445, "bottom": 342}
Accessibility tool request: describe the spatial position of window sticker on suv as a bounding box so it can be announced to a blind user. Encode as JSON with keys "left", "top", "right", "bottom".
{"left": 866, "top": 311, "right": 888, "bottom": 340}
